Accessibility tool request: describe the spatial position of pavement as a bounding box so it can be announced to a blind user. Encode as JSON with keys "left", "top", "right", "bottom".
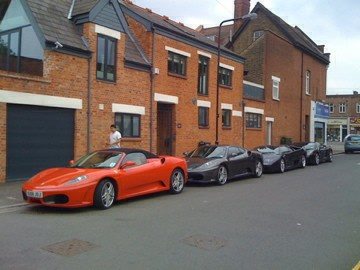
{"left": 327, "top": 141, "right": 344, "bottom": 155}
{"left": 0, "top": 142, "right": 345, "bottom": 209}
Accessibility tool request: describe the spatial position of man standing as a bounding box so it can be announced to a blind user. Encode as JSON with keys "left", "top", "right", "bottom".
{"left": 108, "top": 124, "right": 122, "bottom": 148}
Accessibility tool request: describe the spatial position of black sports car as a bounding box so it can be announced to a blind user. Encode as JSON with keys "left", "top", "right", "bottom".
{"left": 185, "top": 145, "right": 263, "bottom": 185}
{"left": 292, "top": 142, "right": 333, "bottom": 165}
{"left": 254, "top": 145, "right": 306, "bottom": 173}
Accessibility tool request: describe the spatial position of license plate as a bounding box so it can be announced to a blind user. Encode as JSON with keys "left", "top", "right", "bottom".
{"left": 26, "top": 190, "right": 43, "bottom": 199}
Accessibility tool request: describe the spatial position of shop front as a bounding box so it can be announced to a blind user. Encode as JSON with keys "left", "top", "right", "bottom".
{"left": 350, "top": 117, "right": 360, "bottom": 135}
{"left": 310, "top": 101, "right": 329, "bottom": 144}
{"left": 327, "top": 118, "right": 348, "bottom": 142}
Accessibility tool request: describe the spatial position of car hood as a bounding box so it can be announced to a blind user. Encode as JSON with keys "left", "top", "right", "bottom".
{"left": 262, "top": 153, "right": 281, "bottom": 165}
{"left": 23, "top": 167, "right": 110, "bottom": 189}
{"left": 186, "top": 157, "right": 222, "bottom": 170}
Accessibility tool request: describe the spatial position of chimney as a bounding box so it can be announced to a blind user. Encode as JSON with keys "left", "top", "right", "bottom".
{"left": 234, "top": 0, "right": 250, "bottom": 30}
{"left": 354, "top": 91, "right": 358, "bottom": 95}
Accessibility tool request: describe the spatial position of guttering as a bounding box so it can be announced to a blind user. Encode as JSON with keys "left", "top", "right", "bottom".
{"left": 87, "top": 54, "right": 92, "bottom": 153}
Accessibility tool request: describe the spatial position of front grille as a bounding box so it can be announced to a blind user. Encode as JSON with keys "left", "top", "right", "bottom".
{"left": 43, "top": 195, "right": 69, "bottom": 204}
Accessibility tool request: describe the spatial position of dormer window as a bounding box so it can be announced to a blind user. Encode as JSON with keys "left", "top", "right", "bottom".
{"left": 0, "top": 0, "right": 44, "bottom": 76}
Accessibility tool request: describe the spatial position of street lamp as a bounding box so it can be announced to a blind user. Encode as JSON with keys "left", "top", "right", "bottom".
{"left": 215, "top": 13, "right": 257, "bottom": 145}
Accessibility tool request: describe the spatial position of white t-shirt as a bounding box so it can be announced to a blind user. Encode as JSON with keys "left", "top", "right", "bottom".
{"left": 109, "top": 131, "right": 122, "bottom": 148}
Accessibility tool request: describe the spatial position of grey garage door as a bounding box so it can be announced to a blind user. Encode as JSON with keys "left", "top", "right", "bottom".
{"left": 6, "top": 104, "right": 75, "bottom": 181}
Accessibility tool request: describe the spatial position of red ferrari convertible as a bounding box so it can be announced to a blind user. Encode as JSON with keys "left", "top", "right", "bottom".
{"left": 22, "top": 148, "right": 187, "bottom": 209}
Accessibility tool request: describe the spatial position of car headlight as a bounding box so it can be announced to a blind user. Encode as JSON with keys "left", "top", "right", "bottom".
{"left": 64, "top": 175, "right": 88, "bottom": 185}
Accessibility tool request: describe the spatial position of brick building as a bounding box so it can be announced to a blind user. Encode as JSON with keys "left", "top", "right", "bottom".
{"left": 0, "top": 0, "right": 245, "bottom": 183}
{"left": 326, "top": 91, "right": 360, "bottom": 141}
{"left": 228, "top": 2, "right": 331, "bottom": 147}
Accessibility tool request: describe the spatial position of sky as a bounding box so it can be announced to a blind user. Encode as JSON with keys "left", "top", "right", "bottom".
{"left": 132, "top": 0, "right": 360, "bottom": 95}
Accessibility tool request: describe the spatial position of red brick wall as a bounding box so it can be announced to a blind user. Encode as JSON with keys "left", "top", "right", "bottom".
{"left": 0, "top": 50, "right": 89, "bottom": 182}
{"left": 151, "top": 34, "right": 244, "bottom": 156}
{"left": 82, "top": 23, "right": 151, "bottom": 152}
{"left": 243, "top": 99, "right": 266, "bottom": 148}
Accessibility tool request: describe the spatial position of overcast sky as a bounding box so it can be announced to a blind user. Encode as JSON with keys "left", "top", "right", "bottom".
{"left": 132, "top": 0, "right": 360, "bottom": 95}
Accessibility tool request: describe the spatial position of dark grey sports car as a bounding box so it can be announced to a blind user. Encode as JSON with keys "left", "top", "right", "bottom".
{"left": 185, "top": 145, "right": 263, "bottom": 185}
{"left": 255, "top": 145, "right": 306, "bottom": 173}
{"left": 292, "top": 142, "right": 333, "bottom": 165}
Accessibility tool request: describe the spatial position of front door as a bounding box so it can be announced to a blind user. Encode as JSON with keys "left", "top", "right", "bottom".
{"left": 266, "top": 121, "right": 272, "bottom": 145}
{"left": 157, "top": 103, "right": 174, "bottom": 155}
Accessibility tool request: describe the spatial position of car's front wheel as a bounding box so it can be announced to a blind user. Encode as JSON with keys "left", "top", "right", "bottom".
{"left": 300, "top": 155, "right": 306, "bottom": 168}
{"left": 314, "top": 153, "right": 320, "bottom": 165}
{"left": 279, "top": 158, "right": 285, "bottom": 173}
{"left": 253, "top": 160, "right": 263, "bottom": 178}
{"left": 169, "top": 169, "right": 185, "bottom": 194}
{"left": 216, "top": 165, "right": 228, "bottom": 185}
{"left": 94, "top": 179, "right": 116, "bottom": 210}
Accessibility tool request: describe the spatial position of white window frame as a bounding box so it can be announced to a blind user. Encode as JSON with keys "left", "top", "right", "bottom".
{"left": 329, "top": 103, "right": 334, "bottom": 113}
{"left": 356, "top": 103, "right": 360, "bottom": 114}
{"left": 305, "top": 70, "right": 311, "bottom": 95}
{"left": 339, "top": 103, "right": 346, "bottom": 113}
{"left": 272, "top": 76, "right": 280, "bottom": 100}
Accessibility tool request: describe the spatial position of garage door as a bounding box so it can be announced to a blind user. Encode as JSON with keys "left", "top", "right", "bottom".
{"left": 6, "top": 104, "right": 75, "bottom": 181}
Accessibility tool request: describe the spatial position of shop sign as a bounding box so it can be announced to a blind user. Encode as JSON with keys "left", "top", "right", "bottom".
{"left": 350, "top": 117, "right": 360, "bottom": 125}
{"left": 315, "top": 102, "right": 329, "bottom": 119}
{"left": 328, "top": 118, "right": 347, "bottom": 125}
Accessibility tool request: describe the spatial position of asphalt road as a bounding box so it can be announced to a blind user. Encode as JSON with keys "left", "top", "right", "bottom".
{"left": 0, "top": 154, "right": 359, "bottom": 270}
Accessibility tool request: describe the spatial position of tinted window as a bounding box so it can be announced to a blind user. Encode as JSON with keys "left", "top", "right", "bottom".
{"left": 190, "top": 146, "right": 227, "bottom": 159}
{"left": 97, "top": 35, "right": 116, "bottom": 82}
{"left": 349, "top": 136, "right": 360, "bottom": 142}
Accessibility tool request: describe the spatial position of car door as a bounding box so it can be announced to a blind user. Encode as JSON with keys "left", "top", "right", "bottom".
{"left": 279, "top": 146, "right": 294, "bottom": 168}
{"left": 118, "top": 152, "right": 164, "bottom": 198}
{"left": 227, "top": 147, "right": 247, "bottom": 177}
{"left": 318, "top": 143, "right": 327, "bottom": 161}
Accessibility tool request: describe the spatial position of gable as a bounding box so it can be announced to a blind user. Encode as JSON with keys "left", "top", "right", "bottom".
{"left": 91, "top": 1, "right": 125, "bottom": 33}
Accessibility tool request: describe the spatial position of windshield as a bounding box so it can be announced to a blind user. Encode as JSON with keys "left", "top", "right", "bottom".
{"left": 349, "top": 136, "right": 360, "bottom": 142}
{"left": 303, "top": 143, "right": 316, "bottom": 150}
{"left": 190, "top": 146, "right": 227, "bottom": 159}
{"left": 71, "top": 151, "right": 123, "bottom": 168}
{"left": 256, "top": 146, "right": 281, "bottom": 155}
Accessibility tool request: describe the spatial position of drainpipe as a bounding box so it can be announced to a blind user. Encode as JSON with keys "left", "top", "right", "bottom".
{"left": 67, "top": 0, "right": 76, "bottom": 20}
{"left": 87, "top": 54, "right": 92, "bottom": 153}
{"left": 149, "top": 27, "right": 156, "bottom": 153}
{"left": 300, "top": 52, "right": 304, "bottom": 141}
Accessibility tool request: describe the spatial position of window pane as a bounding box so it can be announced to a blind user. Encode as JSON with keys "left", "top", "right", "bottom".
{"left": 0, "top": 0, "right": 30, "bottom": 32}
{"left": 20, "top": 26, "right": 43, "bottom": 76}
{"left": 0, "top": 34, "right": 8, "bottom": 70}
{"left": 123, "top": 115, "right": 132, "bottom": 137}
{"left": 132, "top": 116, "right": 140, "bottom": 137}
{"left": 168, "top": 52, "right": 186, "bottom": 76}
{"left": 198, "top": 57, "right": 208, "bottom": 94}
{"left": 106, "top": 39, "right": 115, "bottom": 81}
{"left": 9, "top": 31, "right": 19, "bottom": 72}
{"left": 97, "top": 36, "right": 105, "bottom": 79}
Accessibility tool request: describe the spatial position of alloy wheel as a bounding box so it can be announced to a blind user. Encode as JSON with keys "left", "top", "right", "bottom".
{"left": 171, "top": 170, "right": 185, "bottom": 193}
{"left": 255, "top": 161, "right": 263, "bottom": 177}
{"left": 217, "top": 166, "right": 228, "bottom": 185}
{"left": 280, "top": 159, "right": 285, "bottom": 173}
{"left": 101, "top": 182, "right": 115, "bottom": 208}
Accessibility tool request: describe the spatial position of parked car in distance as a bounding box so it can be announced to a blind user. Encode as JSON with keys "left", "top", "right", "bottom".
{"left": 22, "top": 148, "right": 187, "bottom": 210}
{"left": 254, "top": 145, "right": 306, "bottom": 173}
{"left": 292, "top": 142, "right": 333, "bottom": 165}
{"left": 185, "top": 145, "right": 263, "bottom": 185}
{"left": 344, "top": 134, "right": 360, "bottom": 153}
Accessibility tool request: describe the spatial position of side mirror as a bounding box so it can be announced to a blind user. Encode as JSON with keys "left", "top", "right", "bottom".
{"left": 121, "top": 161, "right": 136, "bottom": 169}
{"left": 69, "top": 160, "right": 75, "bottom": 166}
{"left": 247, "top": 150, "right": 252, "bottom": 156}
